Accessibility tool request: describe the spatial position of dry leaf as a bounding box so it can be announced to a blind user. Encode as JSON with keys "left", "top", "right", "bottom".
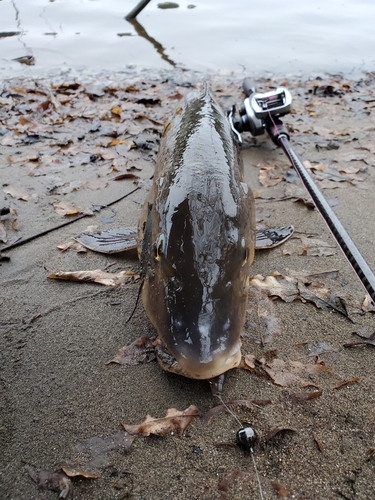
{"left": 249, "top": 271, "right": 350, "bottom": 319}
{"left": 47, "top": 269, "right": 139, "bottom": 286}
{"left": 313, "top": 432, "right": 324, "bottom": 452}
{"left": 254, "top": 288, "right": 282, "bottom": 343}
{"left": 218, "top": 470, "right": 249, "bottom": 492}
{"left": 122, "top": 405, "right": 199, "bottom": 436}
{"left": 61, "top": 465, "right": 99, "bottom": 479}
{"left": 238, "top": 354, "right": 256, "bottom": 371}
{"left": 112, "top": 173, "right": 140, "bottom": 181}
{"left": 333, "top": 377, "right": 359, "bottom": 389}
{"left": 0, "top": 220, "right": 7, "bottom": 243}
{"left": 289, "top": 390, "right": 322, "bottom": 403}
{"left": 57, "top": 239, "right": 87, "bottom": 252}
{"left": 75, "top": 227, "right": 138, "bottom": 253}
{"left": 344, "top": 331, "right": 375, "bottom": 348}
{"left": 107, "top": 138, "right": 125, "bottom": 147}
{"left": 270, "top": 480, "right": 291, "bottom": 498}
{"left": 85, "top": 179, "right": 108, "bottom": 190}
{"left": 62, "top": 180, "right": 83, "bottom": 194}
{"left": 258, "top": 164, "right": 284, "bottom": 187}
{"left": 264, "top": 427, "right": 297, "bottom": 441}
{"left": 106, "top": 337, "right": 156, "bottom": 365}
{"left": 361, "top": 295, "right": 375, "bottom": 312}
{"left": 53, "top": 200, "right": 94, "bottom": 216}
{"left": 25, "top": 465, "right": 73, "bottom": 498}
{"left": 3, "top": 186, "right": 38, "bottom": 202}
{"left": 202, "top": 400, "right": 257, "bottom": 426}
{"left": 298, "top": 236, "right": 336, "bottom": 257}
{"left": 111, "top": 105, "right": 122, "bottom": 116}
{"left": 260, "top": 357, "right": 332, "bottom": 387}
{"left": 74, "top": 431, "right": 135, "bottom": 458}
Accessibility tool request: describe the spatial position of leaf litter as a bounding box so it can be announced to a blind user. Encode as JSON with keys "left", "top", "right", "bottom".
{"left": 344, "top": 330, "right": 375, "bottom": 348}
{"left": 3, "top": 75, "right": 375, "bottom": 499}
{"left": 248, "top": 270, "right": 361, "bottom": 318}
{"left": 47, "top": 269, "right": 139, "bottom": 286}
{"left": 247, "top": 286, "right": 283, "bottom": 344}
{"left": 121, "top": 405, "right": 199, "bottom": 437}
{"left": 106, "top": 336, "right": 157, "bottom": 365}
{"left": 25, "top": 465, "right": 73, "bottom": 499}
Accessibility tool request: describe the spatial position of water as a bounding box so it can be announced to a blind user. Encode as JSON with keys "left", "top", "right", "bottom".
{"left": 1, "top": 0, "right": 375, "bottom": 79}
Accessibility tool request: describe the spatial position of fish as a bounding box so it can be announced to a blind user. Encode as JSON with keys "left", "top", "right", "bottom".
{"left": 138, "top": 84, "right": 256, "bottom": 382}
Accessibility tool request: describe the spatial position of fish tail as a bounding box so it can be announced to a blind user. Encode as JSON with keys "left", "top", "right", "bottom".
{"left": 202, "top": 80, "right": 210, "bottom": 96}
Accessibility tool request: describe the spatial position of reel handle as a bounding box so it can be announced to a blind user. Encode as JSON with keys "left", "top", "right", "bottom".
{"left": 242, "top": 78, "right": 257, "bottom": 97}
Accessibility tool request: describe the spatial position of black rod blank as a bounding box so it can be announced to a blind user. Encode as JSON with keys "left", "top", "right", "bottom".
{"left": 278, "top": 133, "right": 375, "bottom": 304}
{"left": 125, "top": 0, "right": 152, "bottom": 19}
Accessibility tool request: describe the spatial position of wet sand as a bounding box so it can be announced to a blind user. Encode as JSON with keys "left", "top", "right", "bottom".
{"left": 0, "top": 71, "right": 374, "bottom": 499}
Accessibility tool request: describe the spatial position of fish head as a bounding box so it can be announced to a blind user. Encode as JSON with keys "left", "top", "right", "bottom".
{"left": 143, "top": 190, "right": 254, "bottom": 380}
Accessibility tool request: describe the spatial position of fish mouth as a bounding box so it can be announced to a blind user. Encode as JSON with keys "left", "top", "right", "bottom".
{"left": 157, "top": 341, "right": 242, "bottom": 380}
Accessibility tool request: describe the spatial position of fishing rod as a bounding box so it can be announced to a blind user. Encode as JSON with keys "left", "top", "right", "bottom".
{"left": 228, "top": 78, "right": 375, "bottom": 304}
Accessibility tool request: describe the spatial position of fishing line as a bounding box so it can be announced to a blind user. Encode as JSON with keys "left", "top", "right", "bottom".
{"left": 265, "top": 108, "right": 375, "bottom": 305}
{"left": 216, "top": 394, "right": 264, "bottom": 500}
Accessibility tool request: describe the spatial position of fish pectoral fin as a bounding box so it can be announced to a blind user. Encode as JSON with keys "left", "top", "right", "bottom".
{"left": 255, "top": 225, "right": 294, "bottom": 250}
{"left": 75, "top": 227, "right": 138, "bottom": 254}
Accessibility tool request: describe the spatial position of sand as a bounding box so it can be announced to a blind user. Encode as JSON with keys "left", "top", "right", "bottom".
{"left": 0, "top": 71, "right": 374, "bottom": 499}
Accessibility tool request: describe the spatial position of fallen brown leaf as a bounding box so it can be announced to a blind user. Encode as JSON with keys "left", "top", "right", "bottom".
{"left": 111, "top": 105, "right": 122, "bottom": 116}
{"left": 57, "top": 239, "right": 87, "bottom": 252}
{"left": 0, "top": 220, "right": 7, "bottom": 243}
{"left": 218, "top": 470, "right": 250, "bottom": 492}
{"left": 106, "top": 337, "right": 156, "bottom": 365}
{"left": 25, "top": 465, "right": 73, "bottom": 498}
{"left": 344, "top": 331, "right": 375, "bottom": 348}
{"left": 85, "top": 179, "right": 108, "bottom": 190}
{"left": 361, "top": 295, "right": 375, "bottom": 312}
{"left": 3, "top": 186, "right": 38, "bottom": 202}
{"left": 61, "top": 180, "right": 83, "bottom": 194}
{"left": 47, "top": 269, "right": 139, "bottom": 286}
{"left": 201, "top": 400, "right": 258, "bottom": 426}
{"left": 249, "top": 271, "right": 350, "bottom": 319}
{"left": 53, "top": 200, "right": 94, "bottom": 216}
{"left": 333, "top": 377, "right": 360, "bottom": 389}
{"left": 74, "top": 431, "right": 135, "bottom": 458}
{"left": 75, "top": 227, "right": 138, "bottom": 253}
{"left": 258, "top": 163, "right": 285, "bottom": 187}
{"left": 312, "top": 432, "right": 324, "bottom": 453}
{"left": 264, "top": 426, "right": 297, "bottom": 442}
{"left": 61, "top": 465, "right": 99, "bottom": 479}
{"left": 298, "top": 236, "right": 336, "bottom": 257}
{"left": 289, "top": 390, "right": 322, "bottom": 403}
{"left": 238, "top": 354, "right": 256, "bottom": 371}
{"left": 270, "top": 480, "right": 291, "bottom": 498}
{"left": 122, "top": 405, "right": 199, "bottom": 436}
{"left": 260, "top": 357, "right": 332, "bottom": 387}
{"left": 249, "top": 288, "right": 282, "bottom": 345}
{"left": 107, "top": 138, "right": 125, "bottom": 147}
{"left": 112, "top": 173, "right": 140, "bottom": 181}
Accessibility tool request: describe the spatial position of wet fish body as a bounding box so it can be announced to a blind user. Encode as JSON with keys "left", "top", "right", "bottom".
{"left": 139, "top": 85, "right": 255, "bottom": 380}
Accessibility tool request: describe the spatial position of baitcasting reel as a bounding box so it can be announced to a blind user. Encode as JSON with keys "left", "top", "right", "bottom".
{"left": 227, "top": 77, "right": 375, "bottom": 305}
{"left": 228, "top": 80, "right": 292, "bottom": 142}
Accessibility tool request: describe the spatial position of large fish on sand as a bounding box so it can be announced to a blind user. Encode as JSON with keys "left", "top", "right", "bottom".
{"left": 138, "top": 84, "right": 255, "bottom": 382}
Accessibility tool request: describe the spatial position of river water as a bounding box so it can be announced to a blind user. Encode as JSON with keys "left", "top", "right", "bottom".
{"left": 0, "top": 0, "right": 375, "bottom": 79}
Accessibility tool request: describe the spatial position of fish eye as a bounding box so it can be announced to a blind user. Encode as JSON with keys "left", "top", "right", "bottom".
{"left": 153, "top": 233, "right": 165, "bottom": 261}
